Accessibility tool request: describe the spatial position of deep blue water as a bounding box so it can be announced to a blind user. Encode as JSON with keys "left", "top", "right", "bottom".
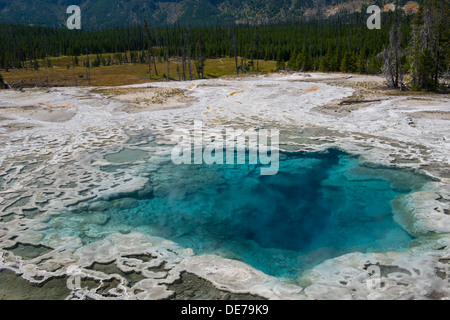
{"left": 49, "top": 149, "right": 431, "bottom": 278}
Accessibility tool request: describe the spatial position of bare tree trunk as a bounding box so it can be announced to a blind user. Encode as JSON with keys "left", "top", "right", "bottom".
{"left": 166, "top": 52, "right": 170, "bottom": 81}
{"left": 196, "top": 35, "right": 205, "bottom": 79}
{"left": 153, "top": 52, "right": 158, "bottom": 77}
{"left": 40, "top": 35, "right": 50, "bottom": 88}
{"left": 186, "top": 32, "right": 192, "bottom": 81}
{"left": 230, "top": 25, "right": 238, "bottom": 76}
{"left": 182, "top": 43, "right": 186, "bottom": 81}
{"left": 148, "top": 53, "right": 152, "bottom": 79}
{"left": 380, "top": 26, "right": 403, "bottom": 89}
{"left": 5, "top": 28, "right": 13, "bottom": 71}
{"left": 176, "top": 26, "right": 186, "bottom": 81}
{"left": 44, "top": 55, "right": 49, "bottom": 89}
{"left": 85, "top": 48, "right": 91, "bottom": 85}
{"left": 165, "top": 24, "right": 170, "bottom": 81}
{"left": 72, "top": 56, "right": 78, "bottom": 86}
{"left": 390, "top": 26, "right": 401, "bottom": 88}
{"left": 144, "top": 20, "right": 158, "bottom": 79}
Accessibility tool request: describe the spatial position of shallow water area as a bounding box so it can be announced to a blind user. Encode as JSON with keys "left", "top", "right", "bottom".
{"left": 46, "top": 148, "right": 432, "bottom": 279}
{"left": 104, "top": 148, "right": 149, "bottom": 163}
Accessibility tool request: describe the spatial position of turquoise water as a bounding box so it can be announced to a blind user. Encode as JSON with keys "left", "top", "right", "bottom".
{"left": 48, "top": 149, "right": 431, "bottom": 278}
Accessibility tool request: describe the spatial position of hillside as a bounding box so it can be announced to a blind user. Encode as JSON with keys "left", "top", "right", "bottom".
{"left": 0, "top": 0, "right": 420, "bottom": 29}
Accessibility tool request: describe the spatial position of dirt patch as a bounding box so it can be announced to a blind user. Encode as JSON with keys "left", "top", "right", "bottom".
{"left": 304, "top": 86, "right": 321, "bottom": 93}
{"left": 0, "top": 269, "right": 70, "bottom": 300}
{"left": 408, "top": 111, "right": 450, "bottom": 120}
{"left": 87, "top": 261, "right": 147, "bottom": 287}
{"left": 0, "top": 105, "right": 77, "bottom": 123}
{"left": 313, "top": 100, "right": 373, "bottom": 117}
{"left": 1, "top": 122, "right": 40, "bottom": 132}
{"left": 93, "top": 87, "right": 195, "bottom": 113}
{"left": 167, "top": 272, "right": 266, "bottom": 300}
{"left": 398, "top": 98, "right": 449, "bottom": 106}
{"left": 310, "top": 77, "right": 386, "bottom": 116}
{"left": 4, "top": 243, "right": 53, "bottom": 260}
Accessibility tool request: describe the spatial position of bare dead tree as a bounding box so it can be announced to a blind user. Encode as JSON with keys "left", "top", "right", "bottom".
{"left": 255, "top": 27, "right": 260, "bottom": 72}
{"left": 379, "top": 26, "right": 403, "bottom": 89}
{"left": 181, "top": 36, "right": 186, "bottom": 81}
{"left": 165, "top": 24, "right": 170, "bottom": 81}
{"left": 390, "top": 26, "right": 403, "bottom": 89}
{"left": 186, "top": 27, "right": 193, "bottom": 80}
{"left": 85, "top": 47, "right": 91, "bottom": 85}
{"left": 176, "top": 58, "right": 181, "bottom": 81}
{"left": 40, "top": 35, "right": 50, "bottom": 89}
{"left": 196, "top": 35, "right": 205, "bottom": 79}
{"left": 176, "top": 24, "right": 186, "bottom": 81}
{"left": 144, "top": 20, "right": 158, "bottom": 79}
{"left": 229, "top": 24, "right": 238, "bottom": 76}
{"left": 380, "top": 46, "right": 395, "bottom": 88}
{"left": 72, "top": 55, "right": 78, "bottom": 86}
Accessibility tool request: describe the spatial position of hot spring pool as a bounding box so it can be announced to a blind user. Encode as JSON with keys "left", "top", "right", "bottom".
{"left": 48, "top": 149, "right": 432, "bottom": 279}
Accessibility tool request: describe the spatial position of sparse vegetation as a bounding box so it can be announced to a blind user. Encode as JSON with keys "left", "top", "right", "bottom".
{"left": 1, "top": 57, "right": 276, "bottom": 87}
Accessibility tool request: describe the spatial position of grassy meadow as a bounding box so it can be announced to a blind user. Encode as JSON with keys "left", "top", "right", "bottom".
{"left": 1, "top": 54, "right": 277, "bottom": 87}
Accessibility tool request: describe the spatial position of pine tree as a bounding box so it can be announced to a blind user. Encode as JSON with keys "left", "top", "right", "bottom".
{"left": 276, "top": 56, "right": 285, "bottom": 71}
{"left": 357, "top": 49, "right": 368, "bottom": 74}
{"left": 319, "top": 44, "right": 333, "bottom": 72}
{"left": 299, "top": 44, "right": 312, "bottom": 71}
{"left": 330, "top": 46, "right": 342, "bottom": 71}
{"left": 71, "top": 55, "right": 78, "bottom": 86}
{"left": 367, "top": 56, "right": 382, "bottom": 74}
{"left": 318, "top": 55, "right": 329, "bottom": 72}
{"left": 287, "top": 49, "right": 298, "bottom": 70}
{"left": 0, "top": 72, "right": 6, "bottom": 89}
{"left": 92, "top": 54, "right": 101, "bottom": 68}
{"left": 341, "top": 51, "right": 357, "bottom": 73}
{"left": 3, "top": 17, "right": 439, "bottom": 80}
{"left": 409, "top": 0, "right": 448, "bottom": 90}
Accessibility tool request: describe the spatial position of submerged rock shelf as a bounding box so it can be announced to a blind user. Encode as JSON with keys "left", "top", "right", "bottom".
{"left": 46, "top": 148, "right": 433, "bottom": 280}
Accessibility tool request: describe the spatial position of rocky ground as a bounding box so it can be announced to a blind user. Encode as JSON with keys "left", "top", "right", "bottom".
{"left": 0, "top": 73, "right": 448, "bottom": 300}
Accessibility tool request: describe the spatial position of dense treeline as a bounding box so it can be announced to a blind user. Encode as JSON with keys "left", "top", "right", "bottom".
{"left": 0, "top": 2, "right": 448, "bottom": 90}
{"left": 408, "top": 0, "right": 449, "bottom": 90}
{"left": 0, "top": 14, "right": 398, "bottom": 71}
{"left": 379, "top": 0, "right": 449, "bottom": 91}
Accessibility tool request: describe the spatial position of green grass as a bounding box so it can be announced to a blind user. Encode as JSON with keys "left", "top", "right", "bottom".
{"left": 2, "top": 55, "right": 277, "bottom": 87}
